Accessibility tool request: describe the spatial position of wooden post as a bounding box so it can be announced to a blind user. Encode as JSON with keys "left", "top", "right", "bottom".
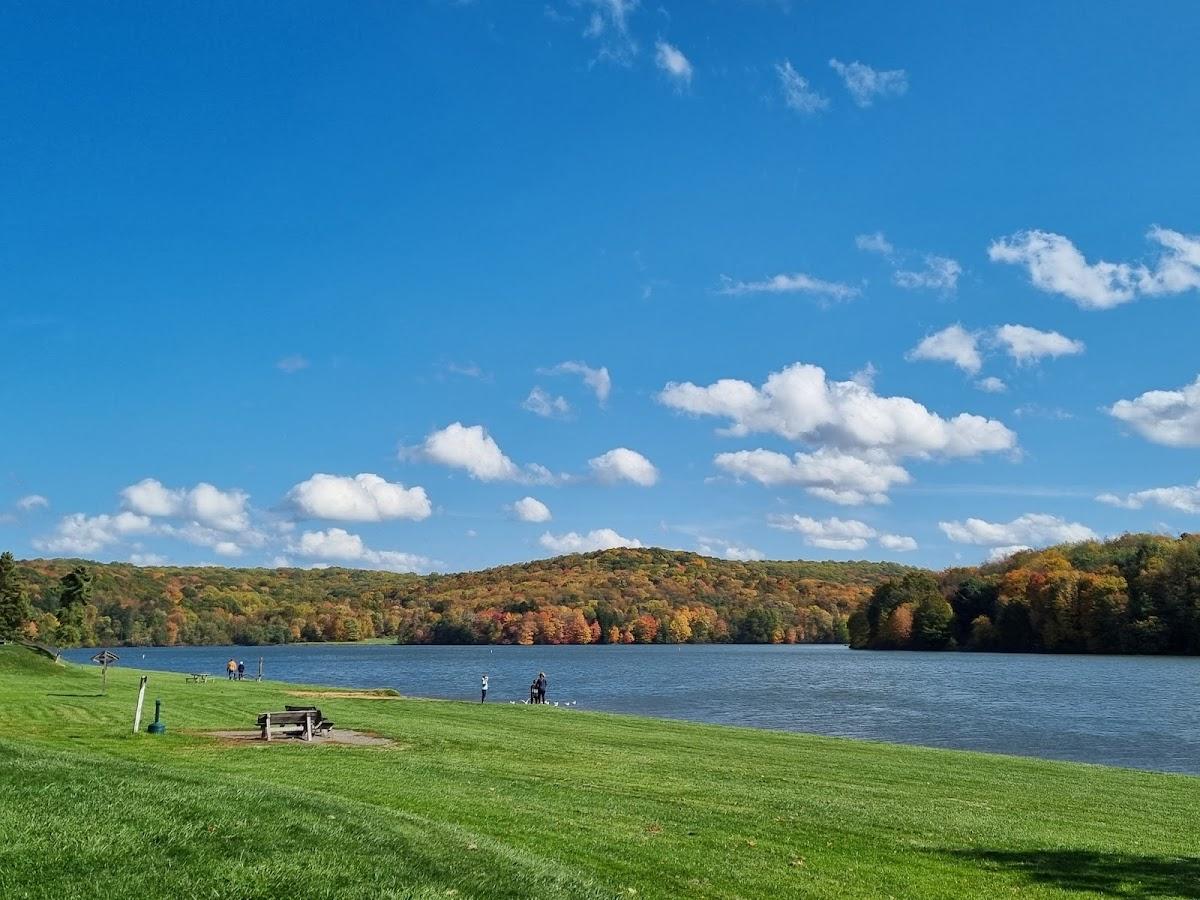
{"left": 304, "top": 712, "right": 313, "bottom": 742}
{"left": 257, "top": 657, "right": 263, "bottom": 682}
{"left": 101, "top": 658, "right": 108, "bottom": 694}
{"left": 133, "top": 676, "right": 148, "bottom": 733}
{"left": 263, "top": 712, "right": 271, "bottom": 742}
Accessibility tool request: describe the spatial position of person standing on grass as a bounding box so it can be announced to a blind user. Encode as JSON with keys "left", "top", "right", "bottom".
{"left": 480, "top": 673, "right": 488, "bottom": 703}
{"left": 226, "top": 658, "right": 237, "bottom": 680}
{"left": 237, "top": 660, "right": 245, "bottom": 681}
{"left": 536, "top": 671, "right": 547, "bottom": 705}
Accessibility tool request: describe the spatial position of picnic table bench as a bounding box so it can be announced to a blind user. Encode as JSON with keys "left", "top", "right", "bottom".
{"left": 256, "top": 706, "right": 334, "bottom": 742}
{"left": 185, "top": 673, "right": 210, "bottom": 683}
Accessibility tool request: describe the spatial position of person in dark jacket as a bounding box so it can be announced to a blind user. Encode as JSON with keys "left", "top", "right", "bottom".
{"left": 535, "top": 672, "right": 547, "bottom": 704}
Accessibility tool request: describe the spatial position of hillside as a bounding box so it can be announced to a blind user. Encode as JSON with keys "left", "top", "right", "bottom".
{"left": 850, "top": 532, "right": 1200, "bottom": 655}
{"left": 8, "top": 548, "right": 914, "bottom": 648}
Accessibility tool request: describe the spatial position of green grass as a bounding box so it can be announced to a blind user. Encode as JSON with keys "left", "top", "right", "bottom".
{"left": 0, "top": 645, "right": 1196, "bottom": 899}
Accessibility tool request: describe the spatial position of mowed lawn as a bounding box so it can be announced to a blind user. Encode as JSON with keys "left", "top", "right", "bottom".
{"left": 1, "top": 646, "right": 1197, "bottom": 899}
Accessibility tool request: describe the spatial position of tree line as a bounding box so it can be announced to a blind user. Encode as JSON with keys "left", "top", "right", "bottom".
{"left": 849, "top": 533, "right": 1200, "bottom": 654}
{"left": 1, "top": 548, "right": 911, "bottom": 648}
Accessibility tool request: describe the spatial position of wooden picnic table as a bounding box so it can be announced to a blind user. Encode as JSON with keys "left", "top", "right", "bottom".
{"left": 185, "top": 673, "right": 210, "bottom": 683}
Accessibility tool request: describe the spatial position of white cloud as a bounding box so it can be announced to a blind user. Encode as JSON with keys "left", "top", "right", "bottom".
{"left": 976, "top": 376, "right": 1008, "bottom": 394}
{"left": 714, "top": 447, "right": 909, "bottom": 506}
{"left": 1108, "top": 376, "right": 1200, "bottom": 447}
{"left": 523, "top": 387, "right": 572, "bottom": 419}
{"left": 34, "top": 511, "right": 153, "bottom": 556}
{"left": 828, "top": 59, "right": 908, "bottom": 107}
{"left": 661, "top": 362, "right": 1016, "bottom": 462}
{"left": 420, "top": 422, "right": 518, "bottom": 480}
{"left": 655, "top": 40, "right": 692, "bottom": 87}
{"left": 994, "top": 324, "right": 1085, "bottom": 363}
{"left": 213, "top": 541, "right": 243, "bottom": 557}
{"left": 276, "top": 354, "right": 309, "bottom": 374}
{"left": 938, "top": 513, "right": 1098, "bottom": 547}
{"left": 988, "top": 226, "right": 1200, "bottom": 310}
{"left": 768, "top": 514, "right": 879, "bottom": 551}
{"left": 718, "top": 272, "right": 859, "bottom": 301}
{"left": 907, "top": 325, "right": 982, "bottom": 375}
{"left": 1097, "top": 481, "right": 1200, "bottom": 514}
{"left": 544, "top": 361, "right": 611, "bottom": 405}
{"left": 698, "top": 541, "right": 765, "bottom": 562}
{"left": 512, "top": 496, "right": 553, "bottom": 523}
{"left": 776, "top": 61, "right": 829, "bottom": 114}
{"left": 121, "top": 478, "right": 250, "bottom": 532}
{"left": 894, "top": 255, "right": 961, "bottom": 293}
{"left": 16, "top": 494, "right": 48, "bottom": 511}
{"left": 287, "top": 528, "right": 436, "bottom": 573}
{"left": 539, "top": 528, "right": 643, "bottom": 554}
{"left": 855, "top": 232, "right": 894, "bottom": 257}
{"left": 878, "top": 533, "right": 918, "bottom": 552}
{"left": 588, "top": 447, "right": 659, "bottom": 486}
{"left": 129, "top": 552, "right": 169, "bottom": 566}
{"left": 287, "top": 473, "right": 431, "bottom": 522}
{"left": 582, "top": 0, "right": 638, "bottom": 64}
{"left": 988, "top": 545, "right": 1032, "bottom": 562}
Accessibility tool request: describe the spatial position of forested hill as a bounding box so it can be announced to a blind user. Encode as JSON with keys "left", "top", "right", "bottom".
{"left": 3, "top": 548, "right": 913, "bottom": 648}
{"left": 850, "top": 533, "right": 1200, "bottom": 655}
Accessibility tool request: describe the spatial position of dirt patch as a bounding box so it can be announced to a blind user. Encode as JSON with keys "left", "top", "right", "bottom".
{"left": 204, "top": 729, "right": 395, "bottom": 747}
{"left": 285, "top": 690, "right": 402, "bottom": 701}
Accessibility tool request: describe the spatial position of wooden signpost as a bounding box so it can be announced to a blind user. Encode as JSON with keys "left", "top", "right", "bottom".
{"left": 91, "top": 649, "right": 120, "bottom": 694}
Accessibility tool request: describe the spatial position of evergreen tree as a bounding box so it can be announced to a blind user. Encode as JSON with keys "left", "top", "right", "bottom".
{"left": 56, "top": 566, "right": 93, "bottom": 645}
{"left": 0, "top": 552, "right": 32, "bottom": 640}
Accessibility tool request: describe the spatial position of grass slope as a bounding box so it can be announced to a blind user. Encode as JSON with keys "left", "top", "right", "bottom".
{"left": 1, "top": 645, "right": 1196, "bottom": 899}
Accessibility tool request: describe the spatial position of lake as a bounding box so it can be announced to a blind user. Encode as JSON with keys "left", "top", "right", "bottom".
{"left": 64, "top": 643, "right": 1200, "bottom": 775}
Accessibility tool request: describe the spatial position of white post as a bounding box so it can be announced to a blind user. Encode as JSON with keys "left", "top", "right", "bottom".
{"left": 304, "top": 712, "right": 313, "bottom": 742}
{"left": 133, "top": 676, "right": 148, "bottom": 733}
{"left": 263, "top": 712, "right": 271, "bottom": 742}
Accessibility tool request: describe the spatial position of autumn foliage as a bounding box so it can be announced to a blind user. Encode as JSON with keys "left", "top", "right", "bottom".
{"left": 8, "top": 549, "right": 911, "bottom": 648}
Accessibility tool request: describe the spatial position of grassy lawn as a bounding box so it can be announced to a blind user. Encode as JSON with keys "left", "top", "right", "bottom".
{"left": 1, "top": 644, "right": 1197, "bottom": 899}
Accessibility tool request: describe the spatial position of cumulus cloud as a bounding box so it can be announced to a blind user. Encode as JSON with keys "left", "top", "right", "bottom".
{"left": 768, "top": 514, "right": 914, "bottom": 553}
{"left": 412, "top": 422, "right": 561, "bottom": 483}
{"left": 16, "top": 494, "right": 48, "bottom": 511}
{"left": 719, "top": 272, "right": 858, "bottom": 302}
{"left": 894, "top": 255, "right": 961, "bottom": 293}
{"left": 512, "top": 496, "right": 553, "bottom": 523}
{"left": 539, "top": 528, "right": 643, "bottom": 554}
{"left": 588, "top": 448, "right": 659, "bottom": 486}
{"left": 34, "top": 511, "right": 153, "bottom": 555}
{"left": 121, "top": 478, "right": 250, "bottom": 532}
{"left": 1108, "top": 376, "right": 1200, "bottom": 447}
{"left": 659, "top": 362, "right": 1016, "bottom": 460}
{"left": 938, "top": 513, "right": 1098, "bottom": 547}
{"left": 543, "top": 361, "right": 611, "bottom": 405}
{"left": 976, "top": 376, "right": 1008, "bottom": 394}
{"left": 287, "top": 473, "right": 431, "bottom": 522}
{"left": 988, "top": 226, "right": 1200, "bottom": 310}
{"left": 522, "top": 387, "right": 571, "bottom": 419}
{"left": 828, "top": 58, "right": 908, "bottom": 107}
{"left": 907, "top": 325, "right": 982, "bottom": 375}
{"left": 988, "top": 545, "right": 1032, "bottom": 562}
{"left": 994, "top": 324, "right": 1085, "bottom": 363}
{"left": 129, "top": 552, "right": 169, "bottom": 566}
{"left": 698, "top": 541, "right": 765, "bottom": 562}
{"left": 714, "top": 447, "right": 910, "bottom": 506}
{"left": 1097, "top": 481, "right": 1200, "bottom": 514}
{"left": 287, "top": 527, "right": 436, "bottom": 573}
{"left": 776, "top": 61, "right": 829, "bottom": 114}
{"left": 655, "top": 40, "right": 692, "bottom": 87}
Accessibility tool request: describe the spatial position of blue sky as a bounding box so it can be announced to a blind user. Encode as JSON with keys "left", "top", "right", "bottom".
{"left": 3, "top": 1, "right": 1200, "bottom": 572}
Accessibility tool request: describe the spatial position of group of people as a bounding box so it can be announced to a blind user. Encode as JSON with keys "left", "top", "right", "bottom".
{"left": 479, "top": 671, "right": 549, "bottom": 704}
{"left": 225, "top": 658, "right": 246, "bottom": 681}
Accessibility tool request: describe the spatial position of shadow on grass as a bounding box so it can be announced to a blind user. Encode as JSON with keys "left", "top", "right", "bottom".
{"left": 948, "top": 848, "right": 1200, "bottom": 898}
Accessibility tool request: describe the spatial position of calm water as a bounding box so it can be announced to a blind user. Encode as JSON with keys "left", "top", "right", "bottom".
{"left": 64, "top": 643, "right": 1200, "bottom": 775}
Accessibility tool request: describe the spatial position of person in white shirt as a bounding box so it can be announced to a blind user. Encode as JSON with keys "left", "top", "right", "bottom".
{"left": 480, "top": 673, "right": 488, "bottom": 703}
